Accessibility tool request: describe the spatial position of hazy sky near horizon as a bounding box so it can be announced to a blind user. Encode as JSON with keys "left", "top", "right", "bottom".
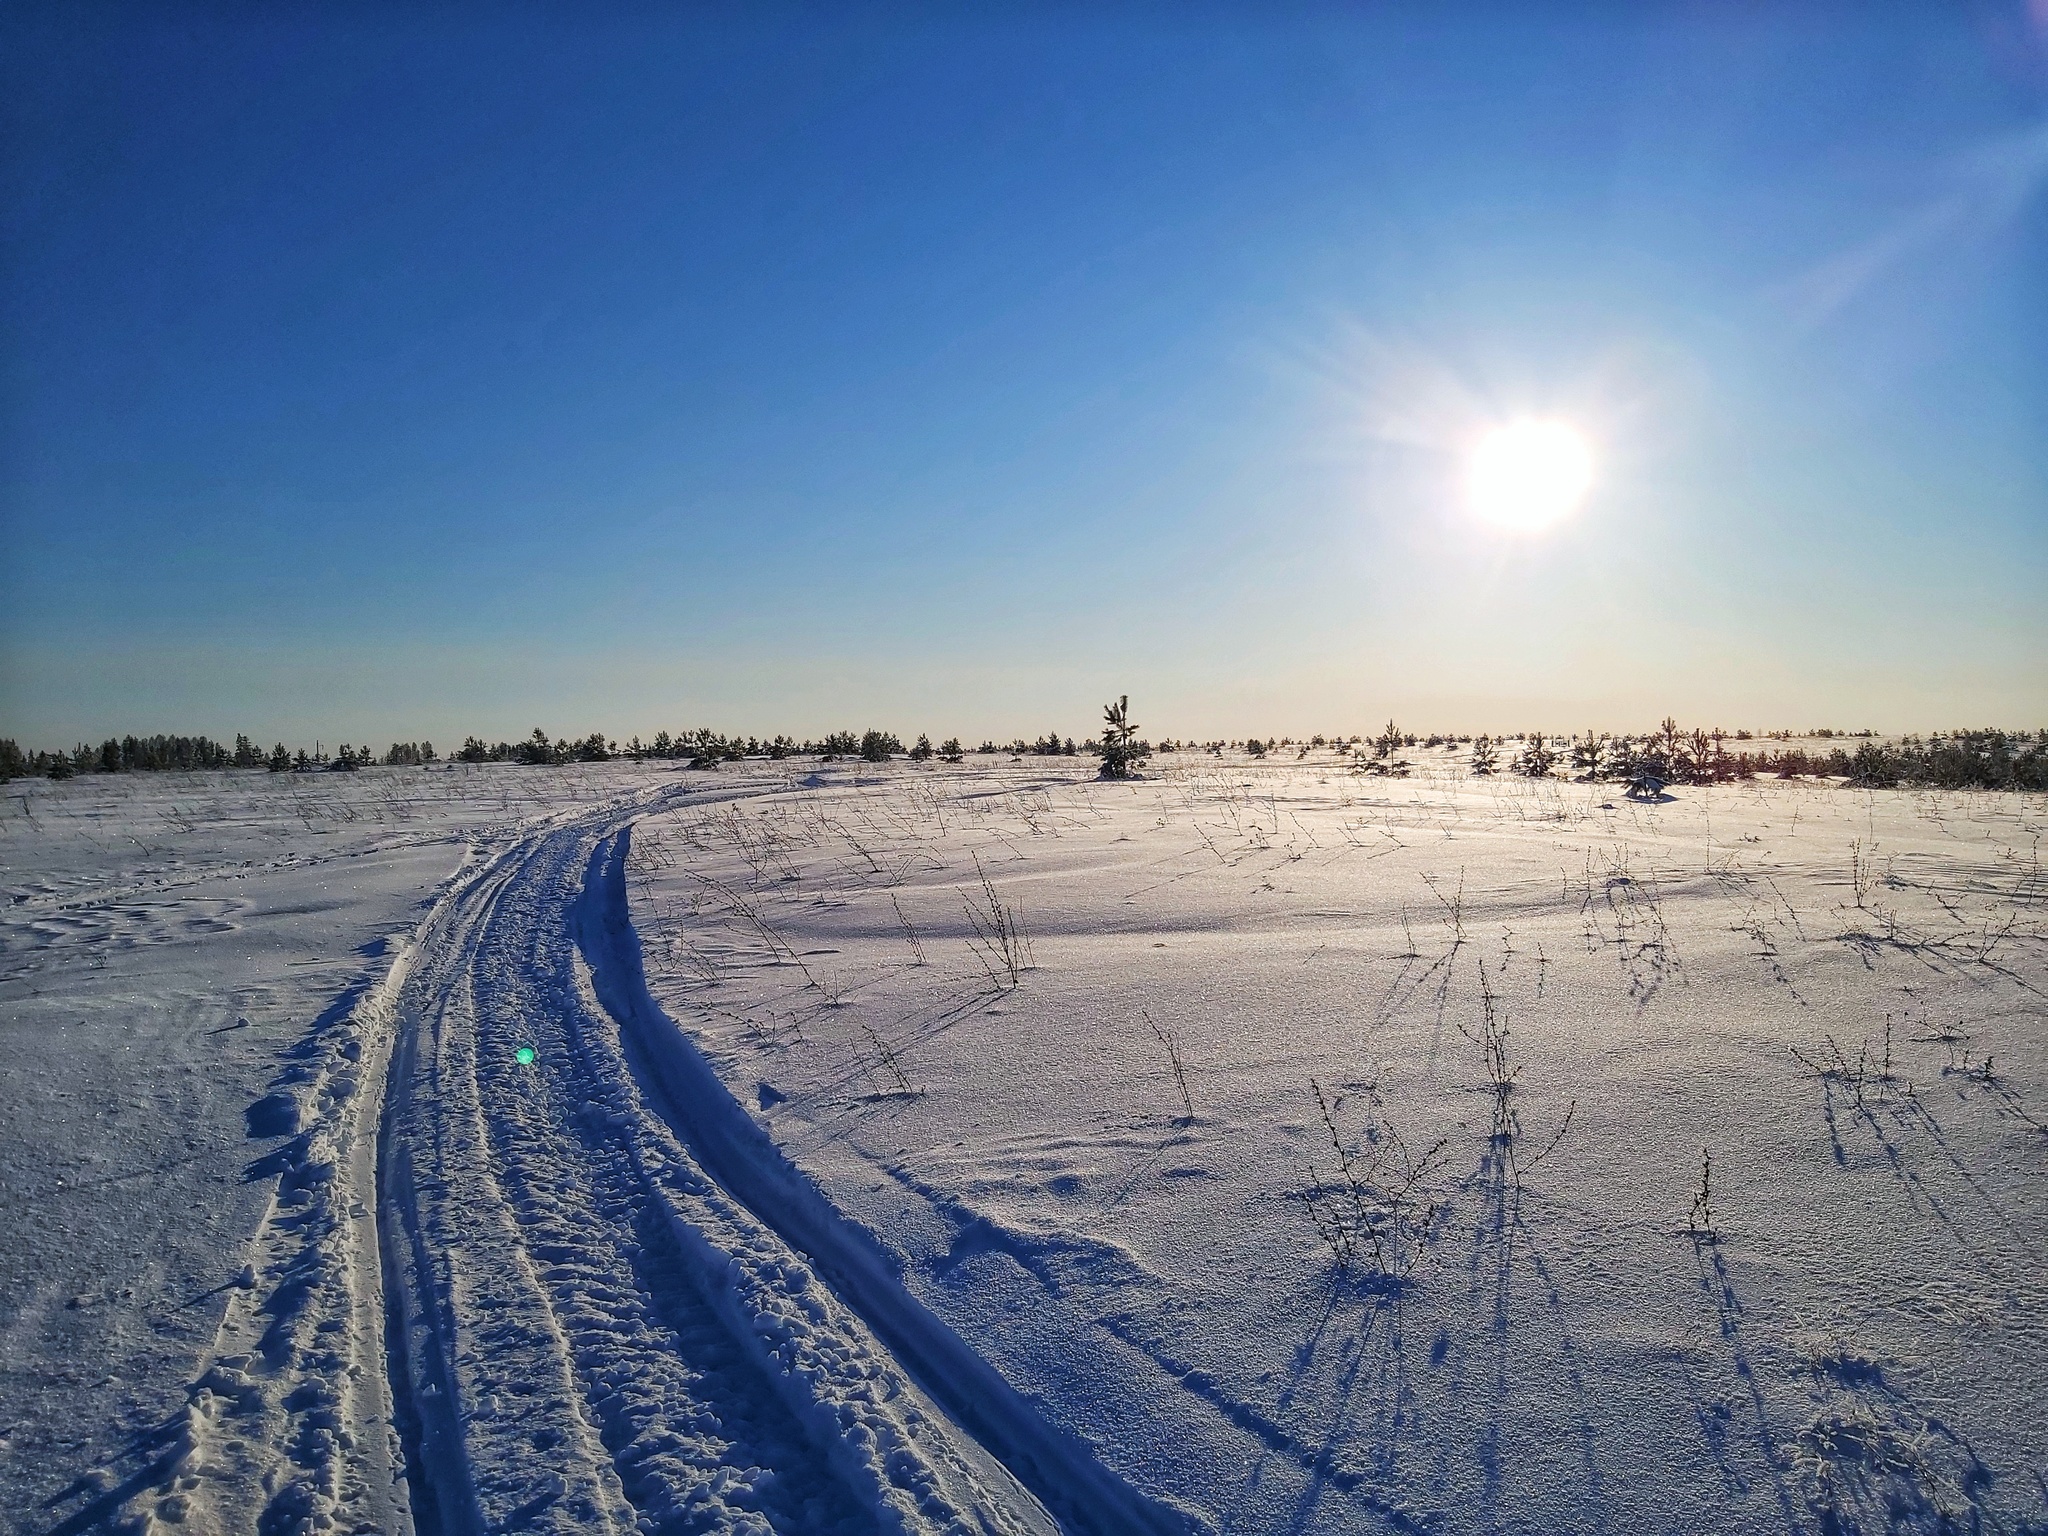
{"left": 4, "top": 4, "right": 2045, "bottom": 747}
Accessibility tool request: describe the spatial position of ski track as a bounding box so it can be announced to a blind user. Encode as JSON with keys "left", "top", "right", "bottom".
{"left": 130, "top": 783, "right": 1174, "bottom": 1536}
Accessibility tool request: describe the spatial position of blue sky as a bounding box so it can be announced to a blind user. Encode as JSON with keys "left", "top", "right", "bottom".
{"left": 4, "top": 4, "right": 2044, "bottom": 746}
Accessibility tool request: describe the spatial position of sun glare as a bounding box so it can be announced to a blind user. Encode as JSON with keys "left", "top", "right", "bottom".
{"left": 1466, "top": 420, "right": 1594, "bottom": 532}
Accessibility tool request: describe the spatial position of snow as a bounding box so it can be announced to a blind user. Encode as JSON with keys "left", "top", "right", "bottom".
{"left": 0, "top": 765, "right": 649, "bottom": 1531}
{"left": 2, "top": 753, "right": 2042, "bottom": 1535}
{"left": 621, "top": 754, "right": 2048, "bottom": 1535}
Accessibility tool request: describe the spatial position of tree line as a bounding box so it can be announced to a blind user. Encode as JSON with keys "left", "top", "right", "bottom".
{"left": 5, "top": 720, "right": 2043, "bottom": 792}
{"left": 0, "top": 726, "right": 950, "bottom": 779}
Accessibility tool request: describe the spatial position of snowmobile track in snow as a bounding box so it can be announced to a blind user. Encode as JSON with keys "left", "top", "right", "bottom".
{"left": 139, "top": 784, "right": 1185, "bottom": 1536}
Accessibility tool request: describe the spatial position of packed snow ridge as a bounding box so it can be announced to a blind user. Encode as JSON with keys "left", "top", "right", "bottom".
{"left": 3, "top": 752, "right": 2043, "bottom": 1535}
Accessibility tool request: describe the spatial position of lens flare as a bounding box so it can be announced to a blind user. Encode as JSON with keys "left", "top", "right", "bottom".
{"left": 1466, "top": 420, "right": 1594, "bottom": 532}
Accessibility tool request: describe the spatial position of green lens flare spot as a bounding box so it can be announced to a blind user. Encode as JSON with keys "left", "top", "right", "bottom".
{"left": 515, "top": 1046, "right": 535, "bottom": 1066}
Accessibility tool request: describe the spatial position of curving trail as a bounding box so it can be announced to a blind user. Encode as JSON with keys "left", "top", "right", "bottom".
{"left": 147, "top": 786, "right": 1177, "bottom": 1536}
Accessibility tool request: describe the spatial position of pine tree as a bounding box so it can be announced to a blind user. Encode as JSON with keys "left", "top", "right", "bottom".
{"left": 1569, "top": 731, "right": 1605, "bottom": 779}
{"left": 1098, "top": 696, "right": 1148, "bottom": 780}
{"left": 1513, "top": 732, "right": 1557, "bottom": 777}
{"left": 1648, "top": 717, "right": 1683, "bottom": 780}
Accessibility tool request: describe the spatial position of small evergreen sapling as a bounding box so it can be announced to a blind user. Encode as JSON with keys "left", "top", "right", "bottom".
{"left": 1569, "top": 732, "right": 1605, "bottom": 780}
{"left": 1514, "top": 733, "right": 1557, "bottom": 777}
{"left": 1651, "top": 717, "right": 1683, "bottom": 779}
{"left": 1098, "top": 695, "right": 1148, "bottom": 780}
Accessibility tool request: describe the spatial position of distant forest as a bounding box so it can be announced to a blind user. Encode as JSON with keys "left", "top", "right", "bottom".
{"left": 2, "top": 723, "right": 2044, "bottom": 792}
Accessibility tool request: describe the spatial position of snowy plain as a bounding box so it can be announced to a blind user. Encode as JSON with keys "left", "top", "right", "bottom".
{"left": 2, "top": 752, "right": 2043, "bottom": 1535}
{"left": 0, "top": 766, "right": 665, "bottom": 1533}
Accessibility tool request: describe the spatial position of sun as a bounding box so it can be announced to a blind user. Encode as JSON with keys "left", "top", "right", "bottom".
{"left": 1465, "top": 420, "right": 1594, "bottom": 532}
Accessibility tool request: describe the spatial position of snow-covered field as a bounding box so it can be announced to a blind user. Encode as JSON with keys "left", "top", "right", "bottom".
{"left": 0, "top": 765, "right": 667, "bottom": 1533}
{"left": 4, "top": 754, "right": 2044, "bottom": 1535}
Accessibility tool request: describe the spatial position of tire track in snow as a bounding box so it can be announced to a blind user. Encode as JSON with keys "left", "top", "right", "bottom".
{"left": 114, "top": 823, "right": 498, "bottom": 1536}
{"left": 123, "top": 784, "right": 1179, "bottom": 1535}
{"left": 578, "top": 827, "right": 1199, "bottom": 1536}
{"left": 376, "top": 798, "right": 1069, "bottom": 1534}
